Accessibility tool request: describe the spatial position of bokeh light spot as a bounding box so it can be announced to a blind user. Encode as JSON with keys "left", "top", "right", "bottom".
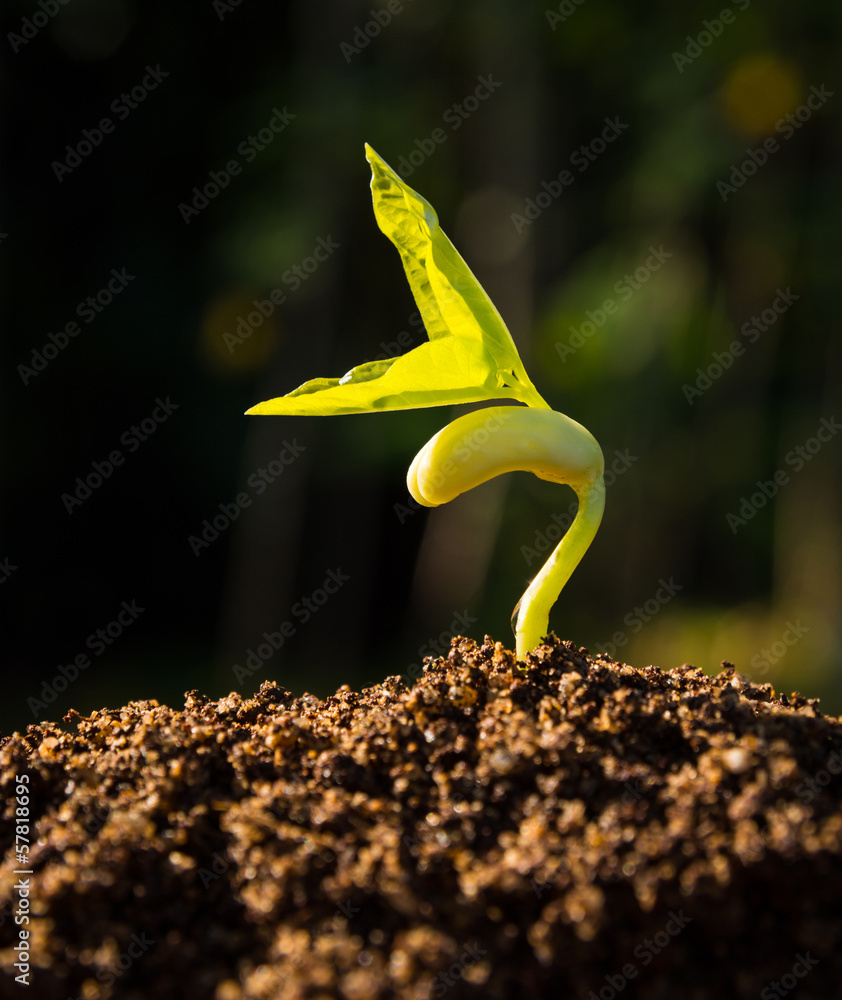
{"left": 719, "top": 55, "right": 803, "bottom": 137}
{"left": 200, "top": 292, "right": 281, "bottom": 376}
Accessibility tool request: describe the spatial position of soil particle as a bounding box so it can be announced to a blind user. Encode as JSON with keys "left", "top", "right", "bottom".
{"left": 1, "top": 636, "right": 841, "bottom": 998}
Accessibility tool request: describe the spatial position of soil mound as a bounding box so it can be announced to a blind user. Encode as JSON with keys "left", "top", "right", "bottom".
{"left": 1, "top": 636, "right": 841, "bottom": 998}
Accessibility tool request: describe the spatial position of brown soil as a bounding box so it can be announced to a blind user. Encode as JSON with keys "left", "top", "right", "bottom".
{"left": 1, "top": 636, "right": 841, "bottom": 999}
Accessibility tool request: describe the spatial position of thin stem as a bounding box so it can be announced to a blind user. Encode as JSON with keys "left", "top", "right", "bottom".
{"left": 513, "top": 476, "right": 605, "bottom": 660}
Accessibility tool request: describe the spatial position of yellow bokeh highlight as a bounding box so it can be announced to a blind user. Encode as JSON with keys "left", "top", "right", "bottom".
{"left": 719, "top": 55, "right": 803, "bottom": 137}
{"left": 199, "top": 292, "right": 281, "bottom": 376}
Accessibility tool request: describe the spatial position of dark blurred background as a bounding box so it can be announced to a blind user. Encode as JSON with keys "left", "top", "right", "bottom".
{"left": 2, "top": 0, "right": 841, "bottom": 734}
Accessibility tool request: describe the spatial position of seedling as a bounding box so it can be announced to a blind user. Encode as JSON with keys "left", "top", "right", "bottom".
{"left": 247, "top": 145, "right": 605, "bottom": 660}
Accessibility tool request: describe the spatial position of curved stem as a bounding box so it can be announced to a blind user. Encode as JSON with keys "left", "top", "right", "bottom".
{"left": 407, "top": 405, "right": 605, "bottom": 661}
{"left": 513, "top": 476, "right": 605, "bottom": 660}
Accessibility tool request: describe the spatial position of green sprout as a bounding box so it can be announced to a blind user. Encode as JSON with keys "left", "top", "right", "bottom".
{"left": 246, "top": 144, "right": 605, "bottom": 660}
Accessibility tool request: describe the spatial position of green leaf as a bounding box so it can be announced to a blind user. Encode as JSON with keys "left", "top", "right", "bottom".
{"left": 246, "top": 144, "right": 547, "bottom": 417}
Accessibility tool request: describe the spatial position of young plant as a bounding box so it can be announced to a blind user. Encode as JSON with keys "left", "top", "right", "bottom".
{"left": 246, "top": 145, "right": 605, "bottom": 660}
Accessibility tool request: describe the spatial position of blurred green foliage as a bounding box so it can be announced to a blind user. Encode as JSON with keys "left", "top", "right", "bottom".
{"left": 2, "top": 0, "right": 841, "bottom": 733}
